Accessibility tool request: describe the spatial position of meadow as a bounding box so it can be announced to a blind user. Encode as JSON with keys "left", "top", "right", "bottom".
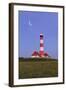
{"left": 19, "top": 58, "right": 58, "bottom": 79}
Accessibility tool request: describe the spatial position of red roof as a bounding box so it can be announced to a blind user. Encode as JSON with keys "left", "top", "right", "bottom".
{"left": 44, "top": 53, "right": 49, "bottom": 56}
{"left": 32, "top": 51, "right": 40, "bottom": 56}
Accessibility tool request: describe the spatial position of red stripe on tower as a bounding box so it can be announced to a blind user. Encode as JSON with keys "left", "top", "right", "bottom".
{"left": 40, "top": 43, "right": 43, "bottom": 47}
{"left": 39, "top": 33, "right": 44, "bottom": 57}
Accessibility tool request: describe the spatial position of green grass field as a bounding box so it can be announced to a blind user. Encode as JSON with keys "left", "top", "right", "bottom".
{"left": 19, "top": 58, "right": 58, "bottom": 79}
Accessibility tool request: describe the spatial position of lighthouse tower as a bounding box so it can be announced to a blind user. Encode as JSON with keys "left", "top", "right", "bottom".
{"left": 39, "top": 33, "right": 44, "bottom": 57}
{"left": 31, "top": 33, "right": 49, "bottom": 58}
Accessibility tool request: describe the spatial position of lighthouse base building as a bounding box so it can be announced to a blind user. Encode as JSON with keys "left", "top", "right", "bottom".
{"left": 31, "top": 33, "right": 50, "bottom": 58}
{"left": 31, "top": 51, "right": 49, "bottom": 58}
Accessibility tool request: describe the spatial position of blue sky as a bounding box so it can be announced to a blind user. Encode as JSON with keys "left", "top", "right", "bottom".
{"left": 19, "top": 11, "right": 58, "bottom": 59}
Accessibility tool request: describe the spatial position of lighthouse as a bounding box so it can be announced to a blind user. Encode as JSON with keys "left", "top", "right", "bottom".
{"left": 31, "top": 33, "right": 49, "bottom": 58}
{"left": 39, "top": 33, "right": 44, "bottom": 57}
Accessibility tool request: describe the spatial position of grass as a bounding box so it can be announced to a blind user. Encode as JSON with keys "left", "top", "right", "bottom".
{"left": 19, "top": 58, "right": 58, "bottom": 79}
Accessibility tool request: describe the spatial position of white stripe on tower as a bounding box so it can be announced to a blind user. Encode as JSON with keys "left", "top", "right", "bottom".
{"left": 40, "top": 47, "right": 44, "bottom": 51}
{"left": 40, "top": 39, "right": 43, "bottom": 43}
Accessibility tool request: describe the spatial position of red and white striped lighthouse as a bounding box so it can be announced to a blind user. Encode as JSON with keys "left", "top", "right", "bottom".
{"left": 39, "top": 33, "right": 44, "bottom": 57}
{"left": 31, "top": 33, "right": 49, "bottom": 58}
